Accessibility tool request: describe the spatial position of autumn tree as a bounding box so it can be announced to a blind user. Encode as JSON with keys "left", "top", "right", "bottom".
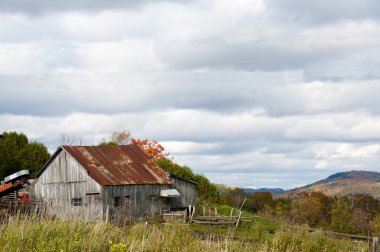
{"left": 273, "top": 197, "right": 292, "bottom": 219}
{"left": 98, "top": 130, "right": 131, "bottom": 146}
{"left": 246, "top": 192, "right": 274, "bottom": 213}
{"left": 112, "top": 130, "right": 131, "bottom": 145}
{"left": 291, "top": 192, "right": 333, "bottom": 228}
{"left": 348, "top": 194, "right": 380, "bottom": 234}
{"left": 222, "top": 188, "right": 245, "bottom": 208}
{"left": 131, "top": 138, "right": 169, "bottom": 160}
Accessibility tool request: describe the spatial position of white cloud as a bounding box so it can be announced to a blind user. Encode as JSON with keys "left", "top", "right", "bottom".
{"left": 0, "top": 0, "right": 192, "bottom": 15}
{"left": 267, "top": 0, "right": 380, "bottom": 24}
{"left": 0, "top": 43, "right": 44, "bottom": 74}
{"left": 1, "top": 0, "right": 380, "bottom": 189}
{"left": 161, "top": 141, "right": 221, "bottom": 155}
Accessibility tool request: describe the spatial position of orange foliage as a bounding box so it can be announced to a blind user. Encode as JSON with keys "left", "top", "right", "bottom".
{"left": 131, "top": 138, "right": 170, "bottom": 160}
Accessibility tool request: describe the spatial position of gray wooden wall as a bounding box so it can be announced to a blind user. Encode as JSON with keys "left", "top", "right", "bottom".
{"left": 104, "top": 184, "right": 171, "bottom": 221}
{"left": 170, "top": 177, "right": 197, "bottom": 209}
{"left": 30, "top": 150, "right": 103, "bottom": 221}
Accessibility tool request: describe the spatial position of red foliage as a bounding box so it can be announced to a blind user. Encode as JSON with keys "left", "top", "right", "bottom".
{"left": 131, "top": 138, "right": 170, "bottom": 160}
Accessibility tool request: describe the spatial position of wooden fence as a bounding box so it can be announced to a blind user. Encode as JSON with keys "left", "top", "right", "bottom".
{"left": 0, "top": 200, "right": 47, "bottom": 222}
{"left": 308, "top": 228, "right": 378, "bottom": 252}
{"left": 192, "top": 205, "right": 379, "bottom": 252}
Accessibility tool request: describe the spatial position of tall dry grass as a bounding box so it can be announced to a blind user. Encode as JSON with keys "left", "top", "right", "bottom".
{"left": 0, "top": 214, "right": 369, "bottom": 252}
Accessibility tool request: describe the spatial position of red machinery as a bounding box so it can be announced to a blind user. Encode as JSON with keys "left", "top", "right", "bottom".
{"left": 0, "top": 170, "right": 30, "bottom": 200}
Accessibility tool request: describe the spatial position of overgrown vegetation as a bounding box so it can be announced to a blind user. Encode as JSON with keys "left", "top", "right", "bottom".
{"left": 155, "top": 158, "right": 221, "bottom": 204}
{"left": 0, "top": 216, "right": 368, "bottom": 252}
{"left": 221, "top": 188, "right": 380, "bottom": 237}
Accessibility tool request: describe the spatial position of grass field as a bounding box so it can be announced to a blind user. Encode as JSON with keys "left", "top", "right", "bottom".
{"left": 0, "top": 214, "right": 369, "bottom": 252}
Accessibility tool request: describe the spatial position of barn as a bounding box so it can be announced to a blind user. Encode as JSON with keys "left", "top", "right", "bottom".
{"left": 30, "top": 145, "right": 196, "bottom": 221}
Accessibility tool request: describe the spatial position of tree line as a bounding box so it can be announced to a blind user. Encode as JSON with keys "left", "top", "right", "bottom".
{"left": 221, "top": 187, "right": 380, "bottom": 237}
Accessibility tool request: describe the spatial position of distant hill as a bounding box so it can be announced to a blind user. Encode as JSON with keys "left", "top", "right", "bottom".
{"left": 279, "top": 171, "right": 380, "bottom": 199}
{"left": 216, "top": 183, "right": 284, "bottom": 196}
{"left": 244, "top": 188, "right": 284, "bottom": 195}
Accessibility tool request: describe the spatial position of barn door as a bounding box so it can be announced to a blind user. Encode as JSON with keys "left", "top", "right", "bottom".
{"left": 123, "top": 196, "right": 131, "bottom": 224}
{"left": 85, "top": 193, "right": 101, "bottom": 220}
{"left": 159, "top": 197, "right": 170, "bottom": 215}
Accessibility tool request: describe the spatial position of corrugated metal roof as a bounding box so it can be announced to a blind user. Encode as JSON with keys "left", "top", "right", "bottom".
{"left": 62, "top": 145, "right": 172, "bottom": 186}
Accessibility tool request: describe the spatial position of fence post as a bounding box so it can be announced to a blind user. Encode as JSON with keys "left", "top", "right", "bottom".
{"left": 373, "top": 237, "right": 378, "bottom": 252}
{"left": 235, "top": 198, "right": 247, "bottom": 228}
{"left": 190, "top": 206, "right": 195, "bottom": 223}
{"left": 105, "top": 205, "right": 109, "bottom": 222}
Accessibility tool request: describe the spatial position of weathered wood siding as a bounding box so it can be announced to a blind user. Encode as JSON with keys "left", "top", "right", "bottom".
{"left": 104, "top": 184, "right": 171, "bottom": 221}
{"left": 31, "top": 150, "right": 103, "bottom": 221}
{"left": 170, "top": 177, "right": 197, "bottom": 209}
{"left": 30, "top": 149, "right": 197, "bottom": 222}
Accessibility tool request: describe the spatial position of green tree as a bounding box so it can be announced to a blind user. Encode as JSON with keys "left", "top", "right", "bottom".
{"left": 0, "top": 132, "right": 50, "bottom": 179}
{"left": 273, "top": 197, "right": 292, "bottom": 219}
{"left": 98, "top": 141, "right": 118, "bottom": 146}
{"left": 330, "top": 198, "right": 354, "bottom": 233}
{"left": 155, "top": 158, "right": 221, "bottom": 204}
{"left": 193, "top": 173, "right": 221, "bottom": 204}
{"left": 0, "top": 132, "right": 28, "bottom": 178}
{"left": 246, "top": 192, "right": 274, "bottom": 213}
{"left": 155, "top": 158, "right": 195, "bottom": 181}
{"left": 370, "top": 213, "right": 380, "bottom": 237}
{"left": 21, "top": 142, "right": 51, "bottom": 178}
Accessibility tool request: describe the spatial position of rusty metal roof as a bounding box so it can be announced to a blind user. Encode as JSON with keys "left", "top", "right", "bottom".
{"left": 61, "top": 145, "right": 172, "bottom": 186}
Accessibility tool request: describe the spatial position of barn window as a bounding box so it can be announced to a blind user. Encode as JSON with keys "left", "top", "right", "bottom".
{"left": 72, "top": 198, "right": 82, "bottom": 206}
{"left": 114, "top": 197, "right": 121, "bottom": 207}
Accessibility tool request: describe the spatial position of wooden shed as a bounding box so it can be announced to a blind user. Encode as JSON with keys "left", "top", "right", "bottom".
{"left": 30, "top": 145, "right": 196, "bottom": 221}
{"left": 169, "top": 174, "right": 197, "bottom": 210}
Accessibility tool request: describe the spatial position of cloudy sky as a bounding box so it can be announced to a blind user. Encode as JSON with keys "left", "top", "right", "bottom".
{"left": 1, "top": 0, "right": 380, "bottom": 189}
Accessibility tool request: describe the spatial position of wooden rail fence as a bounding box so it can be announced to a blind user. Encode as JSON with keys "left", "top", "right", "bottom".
{"left": 308, "top": 228, "right": 378, "bottom": 252}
